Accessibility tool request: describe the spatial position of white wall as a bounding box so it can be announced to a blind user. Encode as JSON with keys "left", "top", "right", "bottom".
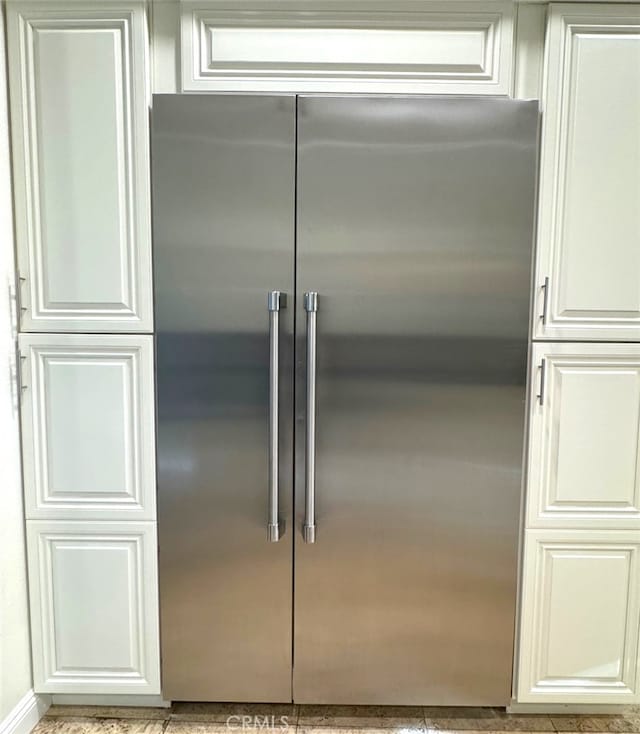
{"left": 0, "top": 3, "right": 33, "bottom": 720}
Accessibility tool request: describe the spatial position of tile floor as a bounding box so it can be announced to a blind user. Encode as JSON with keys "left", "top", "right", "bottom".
{"left": 33, "top": 704, "right": 640, "bottom": 734}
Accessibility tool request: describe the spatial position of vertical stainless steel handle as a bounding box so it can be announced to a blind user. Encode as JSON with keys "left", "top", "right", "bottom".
{"left": 268, "top": 290, "right": 286, "bottom": 542}
{"left": 541, "top": 277, "right": 550, "bottom": 325}
{"left": 303, "top": 292, "right": 318, "bottom": 544}
{"left": 537, "top": 358, "right": 546, "bottom": 406}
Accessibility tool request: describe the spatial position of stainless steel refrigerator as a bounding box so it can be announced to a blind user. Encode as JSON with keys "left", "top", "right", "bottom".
{"left": 151, "top": 95, "right": 539, "bottom": 706}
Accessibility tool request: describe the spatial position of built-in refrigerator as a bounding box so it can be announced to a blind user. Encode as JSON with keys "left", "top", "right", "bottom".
{"left": 151, "top": 94, "right": 539, "bottom": 705}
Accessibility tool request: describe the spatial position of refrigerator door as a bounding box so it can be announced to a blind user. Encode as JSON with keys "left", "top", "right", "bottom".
{"left": 152, "top": 95, "right": 295, "bottom": 701}
{"left": 294, "top": 96, "right": 539, "bottom": 705}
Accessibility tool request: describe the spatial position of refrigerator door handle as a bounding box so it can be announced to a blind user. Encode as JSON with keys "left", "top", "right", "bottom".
{"left": 268, "top": 290, "right": 286, "bottom": 542}
{"left": 303, "top": 291, "right": 319, "bottom": 544}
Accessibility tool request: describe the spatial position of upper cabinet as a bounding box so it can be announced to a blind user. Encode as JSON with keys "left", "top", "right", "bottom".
{"left": 534, "top": 4, "right": 640, "bottom": 341}
{"left": 180, "top": 2, "right": 515, "bottom": 95}
{"left": 8, "top": 1, "right": 153, "bottom": 332}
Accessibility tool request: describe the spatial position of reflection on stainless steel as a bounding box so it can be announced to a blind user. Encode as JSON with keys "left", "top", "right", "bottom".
{"left": 268, "top": 290, "right": 286, "bottom": 543}
{"left": 152, "top": 95, "right": 295, "bottom": 702}
{"left": 293, "top": 96, "right": 538, "bottom": 705}
{"left": 152, "top": 94, "right": 539, "bottom": 706}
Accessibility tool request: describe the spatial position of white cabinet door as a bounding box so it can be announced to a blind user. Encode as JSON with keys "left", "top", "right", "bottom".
{"left": 517, "top": 530, "right": 640, "bottom": 703}
{"left": 526, "top": 343, "right": 640, "bottom": 529}
{"left": 19, "top": 334, "right": 156, "bottom": 520}
{"left": 534, "top": 5, "right": 640, "bottom": 341}
{"left": 27, "top": 520, "right": 160, "bottom": 694}
{"left": 180, "top": 1, "right": 514, "bottom": 95}
{"left": 8, "top": 1, "right": 152, "bottom": 332}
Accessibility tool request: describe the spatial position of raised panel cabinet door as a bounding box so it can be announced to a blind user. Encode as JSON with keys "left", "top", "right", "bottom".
{"left": 526, "top": 343, "right": 640, "bottom": 528}
{"left": 180, "top": 1, "right": 514, "bottom": 94}
{"left": 19, "top": 334, "right": 155, "bottom": 520}
{"left": 8, "top": 1, "right": 152, "bottom": 332}
{"left": 26, "top": 520, "right": 160, "bottom": 694}
{"left": 534, "top": 5, "right": 640, "bottom": 340}
{"left": 517, "top": 530, "right": 640, "bottom": 703}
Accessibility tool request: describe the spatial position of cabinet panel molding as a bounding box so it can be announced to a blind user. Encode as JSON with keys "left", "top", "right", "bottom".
{"left": 527, "top": 343, "right": 640, "bottom": 528}
{"left": 19, "top": 334, "right": 156, "bottom": 520}
{"left": 534, "top": 4, "right": 640, "bottom": 340}
{"left": 8, "top": 1, "right": 153, "bottom": 332}
{"left": 517, "top": 530, "right": 640, "bottom": 703}
{"left": 180, "top": 1, "right": 514, "bottom": 94}
{"left": 27, "top": 521, "right": 160, "bottom": 694}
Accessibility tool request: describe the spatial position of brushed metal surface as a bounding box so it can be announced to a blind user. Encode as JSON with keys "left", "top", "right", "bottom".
{"left": 152, "top": 95, "right": 295, "bottom": 702}
{"left": 293, "top": 96, "right": 539, "bottom": 705}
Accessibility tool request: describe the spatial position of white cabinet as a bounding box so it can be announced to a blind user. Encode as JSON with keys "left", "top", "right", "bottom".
{"left": 516, "top": 2, "right": 640, "bottom": 709}
{"left": 180, "top": 1, "right": 514, "bottom": 94}
{"left": 518, "top": 344, "right": 640, "bottom": 703}
{"left": 8, "top": 1, "right": 152, "bottom": 332}
{"left": 534, "top": 4, "right": 640, "bottom": 341}
{"left": 19, "top": 334, "right": 156, "bottom": 521}
{"left": 526, "top": 343, "right": 640, "bottom": 529}
{"left": 26, "top": 521, "right": 160, "bottom": 694}
{"left": 517, "top": 530, "right": 640, "bottom": 704}
{"left": 19, "top": 335, "right": 160, "bottom": 694}
{"left": 7, "top": 0, "right": 158, "bottom": 697}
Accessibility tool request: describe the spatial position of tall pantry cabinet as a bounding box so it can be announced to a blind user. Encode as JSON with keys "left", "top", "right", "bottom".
{"left": 516, "top": 5, "right": 640, "bottom": 704}
{"left": 8, "top": 1, "right": 160, "bottom": 693}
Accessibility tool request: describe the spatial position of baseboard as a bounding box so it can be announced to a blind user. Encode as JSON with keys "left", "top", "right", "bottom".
{"left": 508, "top": 701, "right": 626, "bottom": 714}
{"left": 50, "top": 695, "right": 170, "bottom": 708}
{"left": 4, "top": 693, "right": 626, "bottom": 717}
{"left": 0, "top": 690, "right": 51, "bottom": 734}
